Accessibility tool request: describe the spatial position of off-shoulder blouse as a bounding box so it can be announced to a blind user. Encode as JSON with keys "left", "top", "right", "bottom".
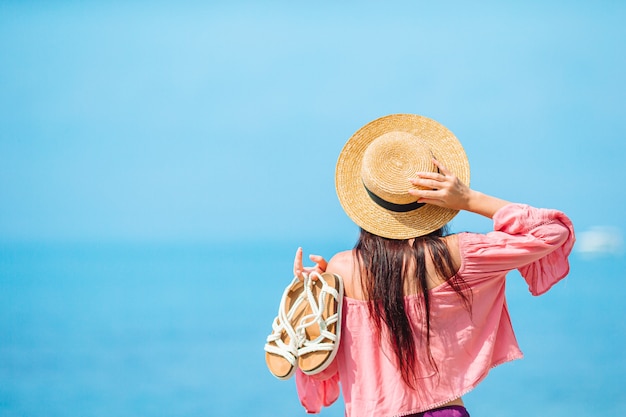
{"left": 295, "top": 204, "right": 575, "bottom": 417}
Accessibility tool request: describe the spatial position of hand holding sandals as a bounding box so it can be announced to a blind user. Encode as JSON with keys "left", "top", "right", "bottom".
{"left": 294, "top": 247, "right": 327, "bottom": 281}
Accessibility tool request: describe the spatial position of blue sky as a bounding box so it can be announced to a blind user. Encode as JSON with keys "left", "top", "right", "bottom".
{"left": 1, "top": 1, "right": 625, "bottom": 249}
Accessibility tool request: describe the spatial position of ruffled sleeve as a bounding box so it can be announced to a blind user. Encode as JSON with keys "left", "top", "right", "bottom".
{"left": 494, "top": 203, "right": 575, "bottom": 295}
{"left": 295, "top": 364, "right": 340, "bottom": 414}
{"left": 459, "top": 203, "right": 575, "bottom": 296}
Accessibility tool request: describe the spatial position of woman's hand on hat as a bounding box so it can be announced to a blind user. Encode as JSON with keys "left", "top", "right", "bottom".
{"left": 408, "top": 159, "right": 471, "bottom": 211}
{"left": 293, "top": 247, "right": 328, "bottom": 282}
{"left": 409, "top": 159, "right": 511, "bottom": 218}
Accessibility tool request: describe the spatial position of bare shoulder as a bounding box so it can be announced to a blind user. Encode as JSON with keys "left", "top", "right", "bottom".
{"left": 327, "top": 250, "right": 355, "bottom": 277}
{"left": 327, "top": 249, "right": 365, "bottom": 299}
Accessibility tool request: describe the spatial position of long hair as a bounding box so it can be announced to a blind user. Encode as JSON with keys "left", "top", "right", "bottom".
{"left": 354, "top": 227, "right": 471, "bottom": 388}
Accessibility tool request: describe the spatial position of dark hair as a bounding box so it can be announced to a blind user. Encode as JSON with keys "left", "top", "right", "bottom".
{"left": 354, "top": 227, "right": 471, "bottom": 388}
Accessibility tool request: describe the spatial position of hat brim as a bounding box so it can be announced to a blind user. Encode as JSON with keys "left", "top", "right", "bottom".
{"left": 335, "top": 114, "right": 470, "bottom": 240}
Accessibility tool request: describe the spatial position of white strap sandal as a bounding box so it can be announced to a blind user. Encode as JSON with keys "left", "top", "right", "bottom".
{"left": 264, "top": 276, "right": 309, "bottom": 380}
{"left": 296, "top": 272, "right": 344, "bottom": 375}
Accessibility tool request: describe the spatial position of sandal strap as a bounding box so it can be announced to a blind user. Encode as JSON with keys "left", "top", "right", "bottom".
{"left": 263, "top": 276, "right": 309, "bottom": 365}
{"left": 296, "top": 272, "right": 341, "bottom": 352}
{"left": 264, "top": 317, "right": 298, "bottom": 365}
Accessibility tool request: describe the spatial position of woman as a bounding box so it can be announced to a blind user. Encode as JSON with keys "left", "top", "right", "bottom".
{"left": 291, "top": 114, "right": 575, "bottom": 417}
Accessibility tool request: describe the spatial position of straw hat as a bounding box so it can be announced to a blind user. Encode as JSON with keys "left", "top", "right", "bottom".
{"left": 335, "top": 114, "right": 470, "bottom": 240}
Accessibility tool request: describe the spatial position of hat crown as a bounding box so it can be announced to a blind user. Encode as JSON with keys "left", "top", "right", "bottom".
{"left": 361, "top": 132, "right": 436, "bottom": 205}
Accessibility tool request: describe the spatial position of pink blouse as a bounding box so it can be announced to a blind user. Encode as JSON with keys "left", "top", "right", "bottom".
{"left": 295, "top": 204, "right": 575, "bottom": 417}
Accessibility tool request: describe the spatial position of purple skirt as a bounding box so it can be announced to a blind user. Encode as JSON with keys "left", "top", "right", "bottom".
{"left": 405, "top": 405, "right": 470, "bottom": 417}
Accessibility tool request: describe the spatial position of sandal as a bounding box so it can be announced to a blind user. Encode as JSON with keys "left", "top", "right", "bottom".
{"left": 296, "top": 272, "right": 344, "bottom": 375}
{"left": 264, "top": 276, "right": 309, "bottom": 380}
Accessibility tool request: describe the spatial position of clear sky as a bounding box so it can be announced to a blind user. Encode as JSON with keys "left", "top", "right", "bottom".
{"left": 1, "top": 1, "right": 625, "bottom": 249}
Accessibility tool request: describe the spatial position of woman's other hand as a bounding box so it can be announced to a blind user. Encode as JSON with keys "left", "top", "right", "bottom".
{"left": 293, "top": 247, "right": 328, "bottom": 281}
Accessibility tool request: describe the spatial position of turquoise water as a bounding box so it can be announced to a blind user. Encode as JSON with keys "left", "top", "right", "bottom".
{"left": 1, "top": 242, "right": 624, "bottom": 416}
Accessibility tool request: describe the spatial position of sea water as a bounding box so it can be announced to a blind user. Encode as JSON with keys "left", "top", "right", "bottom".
{"left": 0, "top": 241, "right": 624, "bottom": 416}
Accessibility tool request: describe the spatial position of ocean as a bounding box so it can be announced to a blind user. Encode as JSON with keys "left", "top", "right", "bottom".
{"left": 0, "top": 241, "right": 624, "bottom": 416}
